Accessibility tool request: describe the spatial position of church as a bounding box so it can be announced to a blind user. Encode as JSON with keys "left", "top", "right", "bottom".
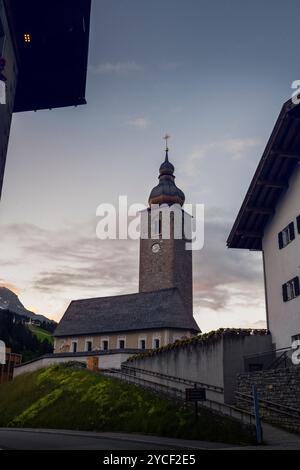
{"left": 53, "top": 144, "right": 200, "bottom": 355}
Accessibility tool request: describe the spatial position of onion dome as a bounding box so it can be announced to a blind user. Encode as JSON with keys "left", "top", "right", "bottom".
{"left": 148, "top": 148, "right": 185, "bottom": 206}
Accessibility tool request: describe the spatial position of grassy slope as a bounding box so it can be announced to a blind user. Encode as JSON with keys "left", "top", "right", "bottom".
{"left": 27, "top": 325, "right": 54, "bottom": 345}
{"left": 0, "top": 365, "right": 255, "bottom": 444}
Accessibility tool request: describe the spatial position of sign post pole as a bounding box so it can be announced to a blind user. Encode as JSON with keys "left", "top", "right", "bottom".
{"left": 252, "top": 384, "right": 263, "bottom": 444}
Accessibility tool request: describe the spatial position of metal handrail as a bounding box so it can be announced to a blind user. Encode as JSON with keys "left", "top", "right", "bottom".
{"left": 267, "top": 350, "right": 290, "bottom": 370}
{"left": 236, "top": 391, "right": 300, "bottom": 420}
{"left": 243, "top": 346, "right": 291, "bottom": 360}
{"left": 103, "top": 369, "right": 254, "bottom": 426}
{"left": 121, "top": 364, "right": 224, "bottom": 394}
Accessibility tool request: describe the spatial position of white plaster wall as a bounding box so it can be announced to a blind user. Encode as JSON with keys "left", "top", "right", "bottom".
{"left": 13, "top": 353, "right": 133, "bottom": 378}
{"left": 263, "top": 163, "right": 300, "bottom": 349}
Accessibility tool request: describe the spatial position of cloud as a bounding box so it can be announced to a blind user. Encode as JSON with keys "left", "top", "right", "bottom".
{"left": 0, "top": 214, "right": 266, "bottom": 327}
{"left": 89, "top": 61, "right": 143, "bottom": 75}
{"left": 127, "top": 117, "right": 150, "bottom": 130}
{"left": 184, "top": 138, "right": 261, "bottom": 177}
{"left": 192, "top": 209, "right": 264, "bottom": 314}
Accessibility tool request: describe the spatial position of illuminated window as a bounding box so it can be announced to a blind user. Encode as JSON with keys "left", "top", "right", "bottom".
{"left": 23, "top": 33, "right": 31, "bottom": 43}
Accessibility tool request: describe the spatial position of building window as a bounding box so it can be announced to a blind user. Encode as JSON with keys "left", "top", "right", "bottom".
{"left": 139, "top": 338, "right": 146, "bottom": 350}
{"left": 101, "top": 339, "right": 109, "bottom": 351}
{"left": 85, "top": 340, "right": 92, "bottom": 352}
{"left": 282, "top": 277, "right": 300, "bottom": 302}
{"left": 153, "top": 338, "right": 160, "bottom": 349}
{"left": 297, "top": 216, "right": 300, "bottom": 234}
{"left": 292, "top": 334, "right": 300, "bottom": 342}
{"left": 278, "top": 222, "right": 295, "bottom": 249}
{"left": 118, "top": 338, "right": 125, "bottom": 349}
{"left": 71, "top": 341, "right": 78, "bottom": 353}
{"left": 151, "top": 217, "right": 162, "bottom": 237}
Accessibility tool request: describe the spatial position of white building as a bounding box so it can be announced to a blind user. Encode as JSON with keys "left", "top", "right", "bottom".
{"left": 227, "top": 98, "right": 300, "bottom": 350}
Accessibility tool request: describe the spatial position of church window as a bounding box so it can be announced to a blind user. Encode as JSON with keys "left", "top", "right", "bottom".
{"left": 153, "top": 338, "right": 160, "bottom": 349}
{"left": 85, "top": 340, "right": 92, "bottom": 352}
{"left": 101, "top": 339, "right": 109, "bottom": 351}
{"left": 118, "top": 338, "right": 125, "bottom": 349}
{"left": 152, "top": 217, "right": 162, "bottom": 237}
{"left": 139, "top": 338, "right": 146, "bottom": 350}
{"left": 71, "top": 341, "right": 78, "bottom": 353}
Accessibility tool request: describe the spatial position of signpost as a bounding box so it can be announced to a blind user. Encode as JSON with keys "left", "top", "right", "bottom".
{"left": 252, "top": 384, "right": 263, "bottom": 444}
{"left": 185, "top": 385, "right": 206, "bottom": 417}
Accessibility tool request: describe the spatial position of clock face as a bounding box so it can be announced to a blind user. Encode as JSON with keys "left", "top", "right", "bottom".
{"left": 152, "top": 243, "right": 161, "bottom": 254}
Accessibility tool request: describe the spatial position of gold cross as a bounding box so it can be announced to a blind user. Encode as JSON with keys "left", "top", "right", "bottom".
{"left": 163, "top": 134, "right": 170, "bottom": 150}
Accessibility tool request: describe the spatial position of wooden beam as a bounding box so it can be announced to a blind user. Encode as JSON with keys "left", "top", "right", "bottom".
{"left": 236, "top": 230, "right": 262, "bottom": 238}
{"left": 271, "top": 150, "right": 300, "bottom": 160}
{"left": 256, "top": 180, "right": 287, "bottom": 189}
{"left": 245, "top": 206, "right": 274, "bottom": 215}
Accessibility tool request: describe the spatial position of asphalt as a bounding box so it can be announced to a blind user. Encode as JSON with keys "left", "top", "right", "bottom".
{"left": 1, "top": 425, "right": 300, "bottom": 450}
{"left": 0, "top": 428, "right": 233, "bottom": 450}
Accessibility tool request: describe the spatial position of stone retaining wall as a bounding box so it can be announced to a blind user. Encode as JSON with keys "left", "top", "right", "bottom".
{"left": 237, "top": 366, "right": 300, "bottom": 433}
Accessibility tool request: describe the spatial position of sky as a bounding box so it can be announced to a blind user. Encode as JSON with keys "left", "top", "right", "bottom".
{"left": 0, "top": 0, "right": 299, "bottom": 331}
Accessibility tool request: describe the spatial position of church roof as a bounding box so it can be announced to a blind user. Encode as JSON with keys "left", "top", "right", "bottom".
{"left": 54, "top": 288, "right": 200, "bottom": 337}
{"left": 148, "top": 149, "right": 185, "bottom": 206}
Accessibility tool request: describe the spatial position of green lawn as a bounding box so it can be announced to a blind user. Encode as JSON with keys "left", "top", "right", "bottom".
{"left": 27, "top": 325, "right": 54, "bottom": 345}
{"left": 0, "top": 364, "right": 255, "bottom": 444}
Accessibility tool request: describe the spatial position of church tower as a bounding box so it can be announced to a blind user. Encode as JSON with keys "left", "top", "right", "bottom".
{"left": 139, "top": 139, "right": 193, "bottom": 317}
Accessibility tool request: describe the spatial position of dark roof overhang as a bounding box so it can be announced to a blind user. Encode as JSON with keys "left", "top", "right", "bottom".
{"left": 227, "top": 98, "right": 300, "bottom": 250}
{"left": 3, "top": 0, "right": 91, "bottom": 112}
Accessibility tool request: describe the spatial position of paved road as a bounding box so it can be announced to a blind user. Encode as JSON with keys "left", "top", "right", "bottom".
{"left": 2, "top": 426, "right": 300, "bottom": 450}
{"left": 0, "top": 428, "right": 226, "bottom": 450}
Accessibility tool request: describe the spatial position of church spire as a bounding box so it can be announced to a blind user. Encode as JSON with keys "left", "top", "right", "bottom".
{"left": 148, "top": 136, "right": 185, "bottom": 207}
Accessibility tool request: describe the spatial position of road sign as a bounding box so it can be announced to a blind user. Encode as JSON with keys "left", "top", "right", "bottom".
{"left": 185, "top": 387, "right": 206, "bottom": 402}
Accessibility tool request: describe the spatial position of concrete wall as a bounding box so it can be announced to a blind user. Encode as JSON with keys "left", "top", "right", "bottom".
{"left": 13, "top": 351, "right": 135, "bottom": 378}
{"left": 125, "top": 333, "right": 272, "bottom": 404}
{"left": 237, "top": 366, "right": 300, "bottom": 433}
{"left": 0, "top": 0, "right": 18, "bottom": 198}
{"left": 54, "top": 328, "right": 195, "bottom": 353}
{"left": 263, "top": 164, "right": 300, "bottom": 349}
{"left": 223, "top": 334, "right": 273, "bottom": 403}
{"left": 127, "top": 338, "right": 225, "bottom": 402}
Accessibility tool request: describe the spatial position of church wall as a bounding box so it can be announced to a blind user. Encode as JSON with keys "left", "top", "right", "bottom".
{"left": 54, "top": 328, "right": 195, "bottom": 354}
{"left": 139, "top": 208, "right": 193, "bottom": 316}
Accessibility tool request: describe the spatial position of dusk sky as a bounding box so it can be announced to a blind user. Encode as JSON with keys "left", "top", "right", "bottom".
{"left": 0, "top": 0, "right": 299, "bottom": 331}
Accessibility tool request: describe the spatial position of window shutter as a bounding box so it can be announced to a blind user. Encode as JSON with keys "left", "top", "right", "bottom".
{"left": 294, "top": 277, "right": 300, "bottom": 297}
{"left": 282, "top": 283, "right": 288, "bottom": 302}
{"left": 297, "top": 216, "right": 300, "bottom": 234}
{"left": 278, "top": 232, "right": 283, "bottom": 249}
{"left": 289, "top": 222, "right": 295, "bottom": 241}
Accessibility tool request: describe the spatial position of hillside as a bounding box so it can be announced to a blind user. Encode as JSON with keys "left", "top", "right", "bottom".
{"left": 0, "top": 287, "right": 55, "bottom": 325}
{"left": 0, "top": 310, "right": 53, "bottom": 362}
{"left": 28, "top": 325, "right": 54, "bottom": 345}
{"left": 0, "top": 364, "right": 255, "bottom": 444}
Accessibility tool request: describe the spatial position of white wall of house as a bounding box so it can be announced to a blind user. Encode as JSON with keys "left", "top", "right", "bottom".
{"left": 263, "top": 164, "right": 300, "bottom": 349}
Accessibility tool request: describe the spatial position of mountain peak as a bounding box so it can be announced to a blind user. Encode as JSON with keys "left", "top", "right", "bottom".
{"left": 0, "top": 287, "right": 54, "bottom": 324}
